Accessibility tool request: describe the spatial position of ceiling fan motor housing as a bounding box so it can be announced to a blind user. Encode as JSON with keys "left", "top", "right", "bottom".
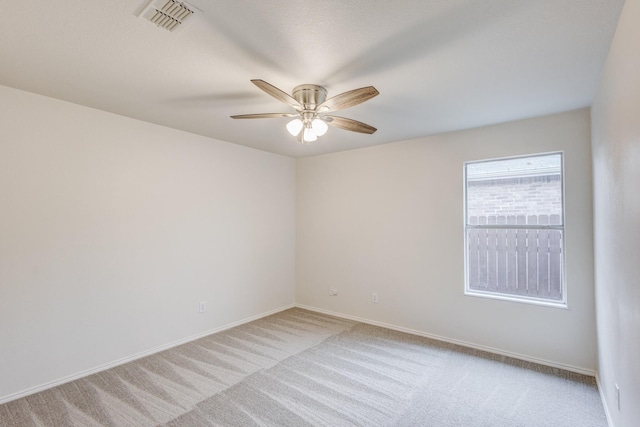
{"left": 292, "top": 84, "right": 327, "bottom": 110}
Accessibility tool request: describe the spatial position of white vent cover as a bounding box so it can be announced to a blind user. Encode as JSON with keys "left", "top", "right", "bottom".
{"left": 139, "top": 0, "right": 197, "bottom": 32}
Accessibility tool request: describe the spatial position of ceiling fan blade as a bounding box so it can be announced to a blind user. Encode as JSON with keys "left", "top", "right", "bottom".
{"left": 251, "top": 79, "right": 302, "bottom": 110}
{"left": 230, "top": 113, "right": 297, "bottom": 119}
{"left": 323, "top": 115, "right": 377, "bottom": 134}
{"left": 318, "top": 86, "right": 379, "bottom": 112}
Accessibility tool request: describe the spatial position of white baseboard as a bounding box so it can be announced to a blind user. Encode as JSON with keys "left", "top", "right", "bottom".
{"left": 0, "top": 303, "right": 295, "bottom": 405}
{"left": 596, "top": 373, "right": 614, "bottom": 427}
{"left": 296, "top": 303, "right": 597, "bottom": 377}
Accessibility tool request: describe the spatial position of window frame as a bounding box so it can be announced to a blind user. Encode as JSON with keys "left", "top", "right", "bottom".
{"left": 463, "top": 152, "right": 567, "bottom": 308}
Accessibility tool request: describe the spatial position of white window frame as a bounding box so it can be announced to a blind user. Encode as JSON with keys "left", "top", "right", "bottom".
{"left": 463, "top": 152, "right": 567, "bottom": 308}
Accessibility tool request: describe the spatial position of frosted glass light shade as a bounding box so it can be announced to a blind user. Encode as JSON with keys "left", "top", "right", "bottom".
{"left": 286, "top": 119, "right": 303, "bottom": 136}
{"left": 311, "top": 118, "right": 328, "bottom": 136}
{"left": 303, "top": 127, "right": 318, "bottom": 142}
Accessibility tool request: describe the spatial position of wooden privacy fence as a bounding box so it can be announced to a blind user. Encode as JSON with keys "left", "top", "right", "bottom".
{"left": 467, "top": 214, "right": 563, "bottom": 301}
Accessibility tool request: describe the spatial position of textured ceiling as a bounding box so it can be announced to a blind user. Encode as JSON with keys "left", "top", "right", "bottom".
{"left": 0, "top": 0, "right": 625, "bottom": 158}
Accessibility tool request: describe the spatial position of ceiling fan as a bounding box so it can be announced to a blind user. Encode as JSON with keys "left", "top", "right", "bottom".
{"left": 231, "top": 80, "right": 379, "bottom": 143}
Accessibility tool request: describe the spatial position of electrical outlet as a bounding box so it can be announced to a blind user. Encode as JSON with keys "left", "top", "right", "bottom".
{"left": 329, "top": 287, "right": 338, "bottom": 296}
{"left": 199, "top": 301, "right": 206, "bottom": 313}
{"left": 615, "top": 383, "right": 620, "bottom": 410}
{"left": 372, "top": 292, "right": 378, "bottom": 303}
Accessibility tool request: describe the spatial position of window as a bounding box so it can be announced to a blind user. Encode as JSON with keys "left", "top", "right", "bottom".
{"left": 464, "top": 153, "right": 565, "bottom": 306}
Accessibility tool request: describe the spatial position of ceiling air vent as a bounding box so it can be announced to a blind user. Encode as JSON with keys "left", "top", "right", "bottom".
{"left": 139, "top": 0, "right": 197, "bottom": 32}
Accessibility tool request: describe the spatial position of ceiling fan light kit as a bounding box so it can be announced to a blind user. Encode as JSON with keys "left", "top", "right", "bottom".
{"left": 231, "top": 80, "right": 379, "bottom": 144}
{"left": 286, "top": 116, "right": 328, "bottom": 142}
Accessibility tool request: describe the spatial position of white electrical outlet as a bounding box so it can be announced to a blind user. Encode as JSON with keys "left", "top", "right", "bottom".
{"left": 372, "top": 293, "right": 378, "bottom": 303}
{"left": 329, "top": 287, "right": 338, "bottom": 296}
{"left": 615, "top": 383, "right": 620, "bottom": 410}
{"left": 199, "top": 301, "right": 206, "bottom": 313}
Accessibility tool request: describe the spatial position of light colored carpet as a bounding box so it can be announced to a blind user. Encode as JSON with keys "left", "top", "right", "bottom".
{"left": 0, "top": 308, "right": 606, "bottom": 426}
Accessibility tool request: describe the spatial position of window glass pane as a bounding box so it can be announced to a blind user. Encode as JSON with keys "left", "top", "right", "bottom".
{"left": 466, "top": 228, "right": 563, "bottom": 301}
{"left": 466, "top": 154, "right": 562, "bottom": 225}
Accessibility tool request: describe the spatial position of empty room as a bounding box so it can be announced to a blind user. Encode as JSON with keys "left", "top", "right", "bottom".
{"left": 1, "top": 1, "right": 638, "bottom": 426}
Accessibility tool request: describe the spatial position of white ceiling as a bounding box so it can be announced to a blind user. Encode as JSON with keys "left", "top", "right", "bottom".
{"left": 0, "top": 0, "right": 625, "bottom": 158}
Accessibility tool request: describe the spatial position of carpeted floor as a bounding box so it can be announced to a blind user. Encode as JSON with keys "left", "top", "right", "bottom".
{"left": 0, "top": 308, "right": 606, "bottom": 426}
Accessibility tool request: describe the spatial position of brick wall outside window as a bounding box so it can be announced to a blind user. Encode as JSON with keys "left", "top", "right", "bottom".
{"left": 466, "top": 175, "right": 562, "bottom": 218}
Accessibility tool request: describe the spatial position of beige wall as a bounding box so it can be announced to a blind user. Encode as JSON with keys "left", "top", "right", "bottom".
{"left": 297, "top": 109, "right": 596, "bottom": 372}
{"left": 0, "top": 85, "right": 296, "bottom": 401}
{"left": 591, "top": 0, "right": 640, "bottom": 425}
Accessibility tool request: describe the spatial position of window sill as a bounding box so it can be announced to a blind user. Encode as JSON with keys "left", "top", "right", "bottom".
{"left": 464, "top": 290, "right": 568, "bottom": 309}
